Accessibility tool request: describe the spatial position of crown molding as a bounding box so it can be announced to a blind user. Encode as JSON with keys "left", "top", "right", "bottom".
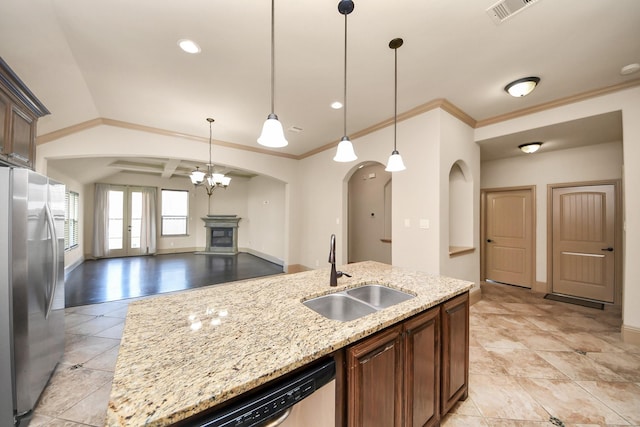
{"left": 36, "top": 117, "right": 299, "bottom": 160}
{"left": 476, "top": 78, "right": 640, "bottom": 128}
{"left": 36, "top": 79, "right": 640, "bottom": 161}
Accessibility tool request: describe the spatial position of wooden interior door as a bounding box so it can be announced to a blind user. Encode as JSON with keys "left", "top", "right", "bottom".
{"left": 485, "top": 189, "right": 534, "bottom": 287}
{"left": 552, "top": 184, "right": 615, "bottom": 302}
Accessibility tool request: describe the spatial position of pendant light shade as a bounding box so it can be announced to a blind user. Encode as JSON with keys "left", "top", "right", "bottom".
{"left": 334, "top": 0, "right": 357, "bottom": 163}
{"left": 334, "top": 136, "right": 358, "bottom": 162}
{"left": 385, "top": 37, "right": 406, "bottom": 172}
{"left": 385, "top": 150, "right": 406, "bottom": 172}
{"left": 258, "top": 113, "right": 287, "bottom": 147}
{"left": 258, "top": 0, "right": 288, "bottom": 148}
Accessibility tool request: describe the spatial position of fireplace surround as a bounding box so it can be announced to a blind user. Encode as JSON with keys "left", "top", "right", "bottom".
{"left": 200, "top": 215, "right": 241, "bottom": 255}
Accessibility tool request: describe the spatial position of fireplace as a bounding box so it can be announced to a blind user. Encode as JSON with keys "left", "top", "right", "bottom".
{"left": 200, "top": 215, "right": 241, "bottom": 255}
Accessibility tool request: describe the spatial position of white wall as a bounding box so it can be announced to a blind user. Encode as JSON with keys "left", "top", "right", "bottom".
{"left": 475, "top": 85, "right": 640, "bottom": 341}
{"left": 481, "top": 141, "right": 623, "bottom": 284}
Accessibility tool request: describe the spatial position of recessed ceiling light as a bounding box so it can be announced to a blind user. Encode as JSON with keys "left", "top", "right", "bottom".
{"left": 621, "top": 63, "right": 640, "bottom": 76}
{"left": 504, "top": 77, "right": 540, "bottom": 97}
{"left": 178, "top": 39, "right": 201, "bottom": 54}
{"left": 331, "top": 101, "right": 343, "bottom": 109}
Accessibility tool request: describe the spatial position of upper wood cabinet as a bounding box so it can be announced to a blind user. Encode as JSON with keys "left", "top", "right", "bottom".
{"left": 0, "top": 57, "right": 50, "bottom": 169}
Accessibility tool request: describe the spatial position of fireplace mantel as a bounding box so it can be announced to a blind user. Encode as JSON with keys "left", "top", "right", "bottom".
{"left": 200, "top": 215, "right": 241, "bottom": 255}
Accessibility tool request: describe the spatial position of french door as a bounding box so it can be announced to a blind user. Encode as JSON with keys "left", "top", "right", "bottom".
{"left": 107, "top": 186, "right": 145, "bottom": 257}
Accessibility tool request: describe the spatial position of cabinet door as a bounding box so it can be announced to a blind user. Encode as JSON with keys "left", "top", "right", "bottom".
{"left": 9, "top": 105, "right": 35, "bottom": 168}
{"left": 0, "top": 91, "right": 8, "bottom": 155}
{"left": 347, "top": 325, "right": 403, "bottom": 427}
{"left": 441, "top": 292, "right": 469, "bottom": 415}
{"left": 404, "top": 307, "right": 440, "bottom": 427}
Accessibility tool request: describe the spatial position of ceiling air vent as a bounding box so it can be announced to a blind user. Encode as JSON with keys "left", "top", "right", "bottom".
{"left": 486, "top": 0, "right": 540, "bottom": 24}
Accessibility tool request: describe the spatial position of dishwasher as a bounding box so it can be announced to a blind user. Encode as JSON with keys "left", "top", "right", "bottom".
{"left": 179, "top": 357, "right": 336, "bottom": 427}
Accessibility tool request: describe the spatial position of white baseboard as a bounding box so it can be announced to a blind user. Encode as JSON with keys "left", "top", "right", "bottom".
{"left": 621, "top": 324, "right": 640, "bottom": 345}
{"left": 64, "top": 256, "right": 84, "bottom": 275}
{"left": 240, "top": 247, "right": 283, "bottom": 267}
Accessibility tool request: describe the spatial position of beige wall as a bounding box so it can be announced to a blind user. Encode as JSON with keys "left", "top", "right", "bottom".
{"left": 47, "top": 166, "right": 85, "bottom": 272}
{"left": 348, "top": 163, "right": 392, "bottom": 264}
{"left": 475, "top": 85, "right": 640, "bottom": 341}
{"left": 38, "top": 125, "right": 295, "bottom": 264}
{"left": 481, "top": 141, "right": 623, "bottom": 284}
{"left": 297, "top": 107, "right": 480, "bottom": 288}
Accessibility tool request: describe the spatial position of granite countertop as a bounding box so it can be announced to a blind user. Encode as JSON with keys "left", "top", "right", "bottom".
{"left": 105, "top": 261, "right": 473, "bottom": 426}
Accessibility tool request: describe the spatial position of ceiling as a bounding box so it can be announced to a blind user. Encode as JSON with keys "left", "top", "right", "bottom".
{"left": 1, "top": 0, "right": 638, "bottom": 179}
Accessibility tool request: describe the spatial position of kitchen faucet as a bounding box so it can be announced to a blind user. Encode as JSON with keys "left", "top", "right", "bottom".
{"left": 329, "top": 234, "right": 351, "bottom": 286}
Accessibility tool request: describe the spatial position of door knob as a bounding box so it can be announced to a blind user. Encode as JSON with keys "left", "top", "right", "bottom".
{"left": 487, "top": 239, "right": 493, "bottom": 243}
{"left": 601, "top": 247, "right": 614, "bottom": 252}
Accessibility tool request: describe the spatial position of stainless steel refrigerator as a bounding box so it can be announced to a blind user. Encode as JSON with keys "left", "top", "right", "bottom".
{"left": 0, "top": 166, "right": 65, "bottom": 426}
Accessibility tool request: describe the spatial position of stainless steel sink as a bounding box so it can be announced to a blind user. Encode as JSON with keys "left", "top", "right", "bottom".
{"left": 303, "top": 284, "right": 414, "bottom": 321}
{"left": 346, "top": 284, "right": 414, "bottom": 309}
{"left": 303, "top": 293, "right": 377, "bottom": 321}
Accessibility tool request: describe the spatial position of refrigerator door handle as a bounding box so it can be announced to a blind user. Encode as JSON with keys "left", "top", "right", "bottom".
{"left": 44, "top": 203, "right": 59, "bottom": 319}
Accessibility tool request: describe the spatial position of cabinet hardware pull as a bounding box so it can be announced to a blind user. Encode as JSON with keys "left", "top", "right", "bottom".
{"left": 486, "top": 239, "right": 493, "bottom": 243}
{"left": 601, "top": 247, "right": 614, "bottom": 252}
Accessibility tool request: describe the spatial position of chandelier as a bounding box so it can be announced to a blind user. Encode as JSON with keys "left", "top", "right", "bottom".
{"left": 190, "top": 118, "right": 231, "bottom": 196}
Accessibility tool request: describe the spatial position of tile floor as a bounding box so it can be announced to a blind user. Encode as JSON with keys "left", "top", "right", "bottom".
{"left": 31, "top": 282, "right": 640, "bottom": 426}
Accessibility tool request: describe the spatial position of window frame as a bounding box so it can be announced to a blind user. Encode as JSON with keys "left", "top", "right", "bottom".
{"left": 64, "top": 190, "right": 79, "bottom": 250}
{"left": 160, "top": 189, "right": 189, "bottom": 236}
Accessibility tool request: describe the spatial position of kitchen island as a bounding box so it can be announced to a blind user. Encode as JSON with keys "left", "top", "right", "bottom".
{"left": 106, "top": 261, "right": 473, "bottom": 426}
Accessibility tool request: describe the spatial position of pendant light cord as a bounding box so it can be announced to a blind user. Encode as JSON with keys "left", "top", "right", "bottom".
{"left": 270, "top": 0, "right": 275, "bottom": 114}
{"left": 208, "top": 118, "right": 214, "bottom": 172}
{"left": 343, "top": 12, "right": 348, "bottom": 137}
{"left": 393, "top": 46, "right": 397, "bottom": 151}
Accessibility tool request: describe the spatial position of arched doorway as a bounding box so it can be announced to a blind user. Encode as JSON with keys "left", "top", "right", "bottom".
{"left": 348, "top": 162, "right": 392, "bottom": 264}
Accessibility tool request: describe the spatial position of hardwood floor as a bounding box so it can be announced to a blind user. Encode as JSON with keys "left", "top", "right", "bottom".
{"left": 64, "top": 252, "right": 284, "bottom": 307}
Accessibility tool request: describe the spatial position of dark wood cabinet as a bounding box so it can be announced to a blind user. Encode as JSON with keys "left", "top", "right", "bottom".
{"left": 440, "top": 292, "right": 469, "bottom": 415}
{"left": 346, "top": 304, "right": 445, "bottom": 427}
{"left": 404, "top": 307, "right": 440, "bottom": 427}
{"left": 0, "top": 58, "right": 49, "bottom": 169}
{"left": 347, "top": 325, "right": 403, "bottom": 427}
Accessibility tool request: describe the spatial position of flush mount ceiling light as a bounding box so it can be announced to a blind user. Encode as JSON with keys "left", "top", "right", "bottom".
{"left": 333, "top": 0, "right": 357, "bottom": 163}
{"left": 620, "top": 63, "right": 640, "bottom": 76}
{"left": 190, "top": 118, "right": 231, "bottom": 212}
{"left": 178, "top": 39, "right": 201, "bottom": 54}
{"left": 504, "top": 76, "right": 540, "bottom": 97}
{"left": 331, "top": 101, "right": 343, "bottom": 110}
{"left": 257, "top": 0, "right": 288, "bottom": 148}
{"left": 519, "top": 142, "right": 542, "bottom": 154}
{"left": 385, "top": 38, "right": 406, "bottom": 172}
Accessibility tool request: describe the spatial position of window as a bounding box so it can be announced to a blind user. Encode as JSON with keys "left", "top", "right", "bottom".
{"left": 161, "top": 189, "right": 189, "bottom": 235}
{"left": 65, "top": 191, "right": 79, "bottom": 250}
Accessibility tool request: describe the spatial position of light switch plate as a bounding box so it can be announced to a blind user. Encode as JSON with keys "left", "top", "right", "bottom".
{"left": 419, "top": 219, "right": 430, "bottom": 229}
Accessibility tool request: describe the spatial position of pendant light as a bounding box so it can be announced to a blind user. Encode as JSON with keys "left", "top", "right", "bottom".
{"left": 333, "top": 0, "right": 357, "bottom": 162}
{"left": 190, "top": 118, "right": 231, "bottom": 199}
{"left": 257, "top": 0, "right": 288, "bottom": 148}
{"left": 385, "top": 38, "right": 406, "bottom": 172}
